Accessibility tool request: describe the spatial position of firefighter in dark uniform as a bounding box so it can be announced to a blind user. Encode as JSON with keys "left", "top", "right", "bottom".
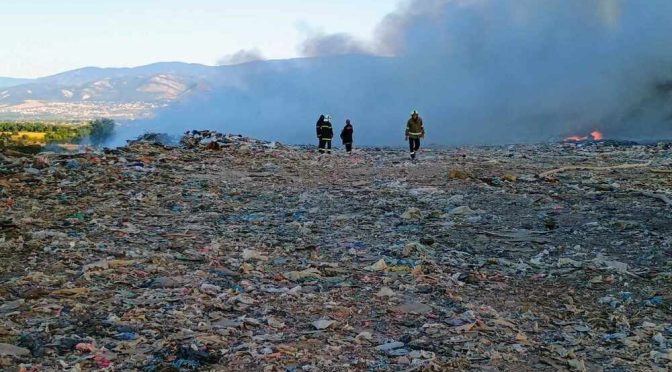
{"left": 315, "top": 114, "right": 325, "bottom": 149}
{"left": 317, "top": 115, "right": 334, "bottom": 154}
{"left": 405, "top": 110, "right": 425, "bottom": 160}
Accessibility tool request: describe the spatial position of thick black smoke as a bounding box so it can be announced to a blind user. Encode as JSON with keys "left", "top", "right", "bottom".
{"left": 142, "top": 0, "right": 672, "bottom": 145}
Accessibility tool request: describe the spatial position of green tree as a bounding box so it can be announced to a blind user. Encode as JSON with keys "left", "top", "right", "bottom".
{"left": 89, "top": 118, "right": 115, "bottom": 145}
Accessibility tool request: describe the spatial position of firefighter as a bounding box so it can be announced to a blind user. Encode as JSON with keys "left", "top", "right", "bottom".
{"left": 405, "top": 110, "right": 425, "bottom": 160}
{"left": 317, "top": 115, "right": 334, "bottom": 154}
{"left": 315, "top": 114, "right": 325, "bottom": 149}
{"left": 340, "top": 119, "right": 354, "bottom": 154}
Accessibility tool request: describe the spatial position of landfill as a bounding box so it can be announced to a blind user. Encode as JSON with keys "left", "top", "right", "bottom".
{"left": 1, "top": 132, "right": 671, "bottom": 371}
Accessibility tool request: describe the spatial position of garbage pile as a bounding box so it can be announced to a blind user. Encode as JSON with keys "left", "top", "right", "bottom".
{"left": 180, "top": 130, "right": 281, "bottom": 151}
{"left": 1, "top": 135, "right": 671, "bottom": 370}
{"left": 127, "top": 133, "right": 176, "bottom": 147}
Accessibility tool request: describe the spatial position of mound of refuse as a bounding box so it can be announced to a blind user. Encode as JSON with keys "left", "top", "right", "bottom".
{"left": 180, "top": 130, "right": 282, "bottom": 151}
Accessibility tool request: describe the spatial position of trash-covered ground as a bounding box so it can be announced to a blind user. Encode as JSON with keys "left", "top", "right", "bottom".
{"left": 1, "top": 133, "right": 671, "bottom": 371}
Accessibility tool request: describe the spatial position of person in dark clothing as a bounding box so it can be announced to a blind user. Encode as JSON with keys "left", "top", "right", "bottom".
{"left": 340, "top": 119, "right": 354, "bottom": 154}
{"left": 317, "top": 115, "right": 334, "bottom": 154}
{"left": 315, "top": 114, "right": 325, "bottom": 149}
{"left": 405, "top": 110, "right": 425, "bottom": 160}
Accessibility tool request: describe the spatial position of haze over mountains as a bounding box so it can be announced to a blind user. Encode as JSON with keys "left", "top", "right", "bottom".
{"left": 0, "top": 62, "right": 220, "bottom": 121}
{"left": 3, "top": 0, "right": 672, "bottom": 145}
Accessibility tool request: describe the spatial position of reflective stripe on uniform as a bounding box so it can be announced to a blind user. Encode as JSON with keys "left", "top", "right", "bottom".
{"left": 408, "top": 132, "right": 423, "bottom": 136}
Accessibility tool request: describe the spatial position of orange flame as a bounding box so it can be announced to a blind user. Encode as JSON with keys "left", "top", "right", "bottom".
{"left": 565, "top": 130, "right": 605, "bottom": 142}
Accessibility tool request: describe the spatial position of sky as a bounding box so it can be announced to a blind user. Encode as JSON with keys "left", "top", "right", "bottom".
{"left": 0, "top": 0, "right": 400, "bottom": 78}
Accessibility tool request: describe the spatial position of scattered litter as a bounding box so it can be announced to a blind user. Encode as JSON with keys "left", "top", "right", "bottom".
{"left": 311, "top": 320, "right": 336, "bottom": 330}
{"left": 1, "top": 134, "right": 671, "bottom": 370}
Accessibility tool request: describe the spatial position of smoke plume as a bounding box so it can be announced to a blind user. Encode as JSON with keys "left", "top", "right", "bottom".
{"left": 144, "top": 0, "right": 672, "bottom": 145}
{"left": 300, "top": 33, "right": 371, "bottom": 57}
{"left": 217, "top": 49, "right": 265, "bottom": 66}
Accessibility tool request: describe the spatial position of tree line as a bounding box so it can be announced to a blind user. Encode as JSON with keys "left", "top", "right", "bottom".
{"left": 0, "top": 118, "right": 115, "bottom": 146}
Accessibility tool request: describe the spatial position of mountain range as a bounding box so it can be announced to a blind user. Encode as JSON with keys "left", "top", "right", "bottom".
{"left": 0, "top": 62, "right": 218, "bottom": 105}
{"left": 0, "top": 62, "right": 232, "bottom": 121}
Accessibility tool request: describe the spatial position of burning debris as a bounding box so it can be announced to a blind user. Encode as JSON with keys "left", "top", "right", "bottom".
{"left": 564, "top": 130, "right": 605, "bottom": 143}
{"left": 1, "top": 134, "right": 671, "bottom": 370}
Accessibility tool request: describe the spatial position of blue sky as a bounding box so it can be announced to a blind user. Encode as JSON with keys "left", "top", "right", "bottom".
{"left": 0, "top": 0, "right": 400, "bottom": 78}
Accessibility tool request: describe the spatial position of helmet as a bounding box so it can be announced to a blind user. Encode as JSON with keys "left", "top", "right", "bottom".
{"left": 411, "top": 110, "right": 419, "bottom": 116}
{"left": 324, "top": 115, "right": 332, "bottom": 122}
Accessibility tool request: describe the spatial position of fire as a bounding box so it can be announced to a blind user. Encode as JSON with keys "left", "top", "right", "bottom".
{"left": 565, "top": 135, "right": 588, "bottom": 142}
{"left": 564, "top": 130, "right": 605, "bottom": 142}
{"left": 590, "top": 131, "right": 604, "bottom": 141}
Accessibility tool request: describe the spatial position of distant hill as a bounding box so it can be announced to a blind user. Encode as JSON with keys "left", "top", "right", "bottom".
{"left": 37, "top": 62, "right": 215, "bottom": 86}
{"left": 0, "top": 62, "right": 221, "bottom": 120}
{"left": 1, "top": 74, "right": 200, "bottom": 104}
{"left": 0, "top": 77, "right": 33, "bottom": 89}
{"left": 0, "top": 62, "right": 216, "bottom": 105}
